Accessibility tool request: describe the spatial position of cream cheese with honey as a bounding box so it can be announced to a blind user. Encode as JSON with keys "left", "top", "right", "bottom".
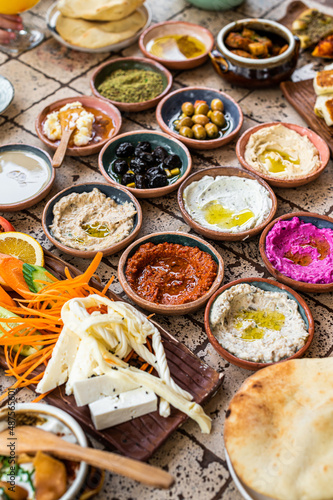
{"left": 183, "top": 175, "right": 272, "bottom": 234}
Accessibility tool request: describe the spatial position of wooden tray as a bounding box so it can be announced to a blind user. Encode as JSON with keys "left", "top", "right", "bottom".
{"left": 0, "top": 250, "right": 224, "bottom": 461}
{"left": 278, "top": 0, "right": 308, "bottom": 30}
{"left": 280, "top": 79, "right": 333, "bottom": 155}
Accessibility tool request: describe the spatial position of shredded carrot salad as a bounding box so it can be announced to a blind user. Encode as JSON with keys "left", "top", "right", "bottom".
{"left": 0, "top": 252, "right": 154, "bottom": 402}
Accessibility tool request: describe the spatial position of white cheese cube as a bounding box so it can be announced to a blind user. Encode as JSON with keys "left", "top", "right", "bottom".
{"left": 89, "top": 388, "right": 157, "bottom": 430}
{"left": 73, "top": 374, "right": 139, "bottom": 407}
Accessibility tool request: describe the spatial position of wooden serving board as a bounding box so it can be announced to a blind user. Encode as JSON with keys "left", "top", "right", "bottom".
{"left": 0, "top": 251, "right": 224, "bottom": 461}
{"left": 278, "top": 1, "right": 308, "bottom": 31}
{"left": 280, "top": 79, "right": 333, "bottom": 155}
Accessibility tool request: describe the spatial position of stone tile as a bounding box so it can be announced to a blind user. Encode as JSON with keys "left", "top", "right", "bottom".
{"left": 0, "top": 52, "right": 8, "bottom": 65}
{"left": 146, "top": 0, "right": 188, "bottom": 22}
{"left": 29, "top": 0, "right": 54, "bottom": 18}
{"left": 0, "top": 60, "right": 60, "bottom": 119}
{"left": 237, "top": 0, "right": 282, "bottom": 17}
{"left": 0, "top": 121, "right": 41, "bottom": 146}
{"left": 69, "top": 55, "right": 118, "bottom": 95}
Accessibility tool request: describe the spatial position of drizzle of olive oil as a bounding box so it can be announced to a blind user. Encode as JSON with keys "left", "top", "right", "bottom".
{"left": 259, "top": 148, "right": 300, "bottom": 173}
{"left": 235, "top": 309, "right": 285, "bottom": 341}
{"left": 81, "top": 222, "right": 110, "bottom": 238}
{"left": 147, "top": 35, "right": 206, "bottom": 61}
{"left": 204, "top": 202, "right": 254, "bottom": 229}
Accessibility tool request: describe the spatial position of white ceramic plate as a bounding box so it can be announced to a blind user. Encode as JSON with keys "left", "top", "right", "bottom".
{"left": 226, "top": 449, "right": 270, "bottom": 500}
{"left": 0, "top": 75, "right": 14, "bottom": 114}
{"left": 46, "top": 1, "right": 152, "bottom": 53}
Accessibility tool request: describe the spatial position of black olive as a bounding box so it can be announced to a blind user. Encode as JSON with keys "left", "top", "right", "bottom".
{"left": 115, "top": 142, "right": 135, "bottom": 157}
{"left": 148, "top": 174, "right": 168, "bottom": 188}
{"left": 146, "top": 164, "right": 165, "bottom": 178}
{"left": 163, "top": 154, "right": 182, "bottom": 169}
{"left": 135, "top": 174, "right": 146, "bottom": 189}
{"left": 137, "top": 152, "right": 155, "bottom": 169}
{"left": 130, "top": 157, "right": 146, "bottom": 174}
{"left": 134, "top": 141, "right": 151, "bottom": 156}
{"left": 153, "top": 146, "right": 168, "bottom": 163}
{"left": 113, "top": 159, "right": 128, "bottom": 175}
{"left": 121, "top": 172, "right": 135, "bottom": 185}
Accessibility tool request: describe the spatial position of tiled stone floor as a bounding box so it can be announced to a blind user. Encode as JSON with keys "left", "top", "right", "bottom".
{"left": 0, "top": 0, "right": 332, "bottom": 498}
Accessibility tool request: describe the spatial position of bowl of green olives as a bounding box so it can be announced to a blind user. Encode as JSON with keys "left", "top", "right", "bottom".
{"left": 156, "top": 86, "right": 243, "bottom": 150}
{"left": 98, "top": 130, "right": 192, "bottom": 199}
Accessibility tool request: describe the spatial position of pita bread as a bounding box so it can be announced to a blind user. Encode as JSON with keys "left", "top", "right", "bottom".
{"left": 224, "top": 358, "right": 333, "bottom": 500}
{"left": 56, "top": 10, "right": 146, "bottom": 49}
{"left": 57, "top": 0, "right": 144, "bottom": 21}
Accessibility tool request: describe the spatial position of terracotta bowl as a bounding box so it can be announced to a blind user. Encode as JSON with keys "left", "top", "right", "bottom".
{"left": 42, "top": 182, "right": 142, "bottom": 259}
{"left": 139, "top": 21, "right": 214, "bottom": 70}
{"left": 236, "top": 122, "right": 330, "bottom": 188}
{"left": 204, "top": 277, "right": 314, "bottom": 371}
{"left": 90, "top": 57, "right": 173, "bottom": 113}
{"left": 156, "top": 87, "right": 243, "bottom": 151}
{"left": 98, "top": 130, "right": 192, "bottom": 199}
{"left": 36, "top": 95, "right": 122, "bottom": 157}
{"left": 177, "top": 166, "right": 277, "bottom": 241}
{"left": 259, "top": 212, "right": 333, "bottom": 293}
{"left": 0, "top": 144, "right": 55, "bottom": 212}
{"left": 118, "top": 231, "right": 224, "bottom": 316}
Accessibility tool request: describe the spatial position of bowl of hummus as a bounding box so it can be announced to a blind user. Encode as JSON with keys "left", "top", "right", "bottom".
{"left": 236, "top": 122, "right": 330, "bottom": 187}
{"left": 260, "top": 212, "right": 333, "bottom": 293}
{"left": 178, "top": 166, "right": 277, "bottom": 241}
{"left": 204, "top": 278, "right": 314, "bottom": 370}
{"left": 42, "top": 183, "right": 142, "bottom": 258}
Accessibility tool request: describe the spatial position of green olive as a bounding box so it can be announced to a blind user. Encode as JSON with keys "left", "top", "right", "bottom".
{"left": 211, "top": 98, "right": 224, "bottom": 112}
{"left": 192, "top": 114, "right": 209, "bottom": 126}
{"left": 194, "top": 103, "right": 209, "bottom": 115}
{"left": 207, "top": 110, "right": 213, "bottom": 119}
{"left": 192, "top": 124, "right": 207, "bottom": 140}
{"left": 205, "top": 122, "right": 219, "bottom": 139}
{"left": 177, "top": 116, "right": 194, "bottom": 129}
{"left": 179, "top": 126, "right": 194, "bottom": 138}
{"left": 210, "top": 110, "right": 226, "bottom": 128}
{"left": 181, "top": 102, "right": 194, "bottom": 116}
{"left": 174, "top": 120, "right": 180, "bottom": 130}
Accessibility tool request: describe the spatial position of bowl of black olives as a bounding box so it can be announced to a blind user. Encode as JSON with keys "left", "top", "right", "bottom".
{"left": 156, "top": 86, "right": 244, "bottom": 150}
{"left": 98, "top": 130, "right": 192, "bottom": 198}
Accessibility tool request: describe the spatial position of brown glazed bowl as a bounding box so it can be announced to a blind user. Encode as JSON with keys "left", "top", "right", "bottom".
{"left": 259, "top": 212, "right": 333, "bottom": 293}
{"left": 91, "top": 57, "right": 173, "bottom": 113}
{"left": 139, "top": 21, "right": 214, "bottom": 70}
{"left": 204, "top": 277, "right": 314, "bottom": 371}
{"left": 118, "top": 231, "right": 224, "bottom": 316}
{"left": 36, "top": 95, "right": 122, "bottom": 157}
{"left": 236, "top": 122, "right": 330, "bottom": 188}
{"left": 178, "top": 166, "right": 277, "bottom": 241}
{"left": 211, "top": 18, "right": 300, "bottom": 88}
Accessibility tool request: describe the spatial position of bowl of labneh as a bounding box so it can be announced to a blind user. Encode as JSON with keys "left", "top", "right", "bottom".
{"left": 0, "top": 402, "right": 88, "bottom": 500}
{"left": 42, "top": 182, "right": 142, "bottom": 259}
{"left": 91, "top": 57, "right": 173, "bottom": 113}
{"left": 118, "top": 231, "right": 224, "bottom": 316}
{"left": 204, "top": 277, "right": 314, "bottom": 370}
{"left": 139, "top": 21, "right": 214, "bottom": 70}
{"left": 260, "top": 212, "right": 333, "bottom": 293}
{"left": 156, "top": 86, "right": 243, "bottom": 150}
{"left": 0, "top": 144, "right": 55, "bottom": 212}
{"left": 178, "top": 167, "right": 277, "bottom": 241}
{"left": 98, "top": 130, "right": 192, "bottom": 198}
{"left": 236, "top": 122, "right": 330, "bottom": 187}
{"left": 35, "top": 96, "right": 122, "bottom": 157}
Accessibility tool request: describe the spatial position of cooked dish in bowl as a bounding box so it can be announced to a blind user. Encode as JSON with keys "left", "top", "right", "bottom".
{"left": 225, "top": 26, "right": 289, "bottom": 59}
{"left": 146, "top": 34, "right": 206, "bottom": 61}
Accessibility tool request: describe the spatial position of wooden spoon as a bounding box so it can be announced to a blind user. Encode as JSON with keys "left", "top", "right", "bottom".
{"left": 52, "top": 105, "right": 81, "bottom": 168}
{"left": 0, "top": 426, "right": 174, "bottom": 489}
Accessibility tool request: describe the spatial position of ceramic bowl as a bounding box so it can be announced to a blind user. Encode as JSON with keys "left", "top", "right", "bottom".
{"left": 139, "top": 21, "right": 214, "bottom": 70}
{"left": 42, "top": 182, "right": 142, "bottom": 259}
{"left": 35, "top": 95, "right": 122, "bottom": 157}
{"left": 46, "top": 1, "right": 152, "bottom": 53}
{"left": 177, "top": 166, "right": 277, "bottom": 241}
{"left": 98, "top": 130, "right": 192, "bottom": 199}
{"left": 259, "top": 212, "right": 333, "bottom": 293}
{"left": 118, "top": 231, "right": 224, "bottom": 316}
{"left": 156, "top": 87, "right": 243, "bottom": 151}
{"left": 0, "top": 144, "right": 55, "bottom": 212}
{"left": 236, "top": 122, "right": 330, "bottom": 188}
{"left": 211, "top": 18, "right": 300, "bottom": 88}
{"left": 204, "top": 277, "right": 314, "bottom": 371}
{"left": 0, "top": 402, "right": 88, "bottom": 500}
{"left": 91, "top": 57, "right": 173, "bottom": 113}
{"left": 0, "top": 75, "right": 14, "bottom": 114}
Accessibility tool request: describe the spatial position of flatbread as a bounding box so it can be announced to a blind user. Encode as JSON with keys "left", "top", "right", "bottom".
{"left": 224, "top": 358, "right": 333, "bottom": 500}
{"left": 56, "top": 10, "right": 146, "bottom": 49}
{"left": 57, "top": 0, "right": 144, "bottom": 21}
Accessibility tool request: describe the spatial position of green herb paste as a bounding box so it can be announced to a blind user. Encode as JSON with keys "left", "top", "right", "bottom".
{"left": 97, "top": 69, "right": 164, "bottom": 103}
